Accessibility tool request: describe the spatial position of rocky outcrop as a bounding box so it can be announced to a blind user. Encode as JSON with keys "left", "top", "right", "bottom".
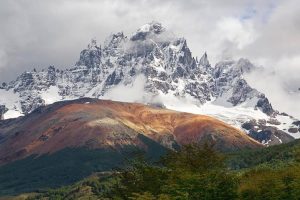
{"left": 212, "top": 58, "right": 274, "bottom": 115}
{"left": 256, "top": 96, "right": 274, "bottom": 116}
{"left": 0, "top": 105, "right": 8, "bottom": 120}
{"left": 292, "top": 121, "right": 300, "bottom": 127}
{"left": 242, "top": 120, "right": 294, "bottom": 145}
{"left": 76, "top": 39, "right": 102, "bottom": 68}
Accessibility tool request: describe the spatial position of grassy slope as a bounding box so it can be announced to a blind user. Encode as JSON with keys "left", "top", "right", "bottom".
{"left": 0, "top": 133, "right": 168, "bottom": 196}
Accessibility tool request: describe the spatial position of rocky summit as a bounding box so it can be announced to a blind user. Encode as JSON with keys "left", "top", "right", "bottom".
{"left": 0, "top": 22, "right": 299, "bottom": 145}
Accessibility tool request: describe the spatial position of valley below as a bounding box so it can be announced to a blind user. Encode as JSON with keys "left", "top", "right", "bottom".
{"left": 0, "top": 99, "right": 299, "bottom": 199}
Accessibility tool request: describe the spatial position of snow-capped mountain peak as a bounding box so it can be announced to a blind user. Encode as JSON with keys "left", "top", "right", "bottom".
{"left": 0, "top": 22, "right": 299, "bottom": 146}
{"left": 131, "top": 21, "right": 165, "bottom": 41}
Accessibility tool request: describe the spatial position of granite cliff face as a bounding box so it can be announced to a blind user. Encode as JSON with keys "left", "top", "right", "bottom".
{"left": 0, "top": 22, "right": 299, "bottom": 145}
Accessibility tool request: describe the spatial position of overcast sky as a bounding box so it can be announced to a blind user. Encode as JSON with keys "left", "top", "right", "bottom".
{"left": 0, "top": 0, "right": 299, "bottom": 117}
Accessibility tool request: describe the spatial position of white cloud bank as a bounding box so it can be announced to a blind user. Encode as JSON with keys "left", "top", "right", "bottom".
{"left": 102, "top": 74, "right": 149, "bottom": 103}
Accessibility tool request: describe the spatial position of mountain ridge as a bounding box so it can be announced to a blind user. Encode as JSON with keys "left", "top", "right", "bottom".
{"left": 0, "top": 21, "right": 299, "bottom": 145}
{"left": 0, "top": 98, "right": 262, "bottom": 166}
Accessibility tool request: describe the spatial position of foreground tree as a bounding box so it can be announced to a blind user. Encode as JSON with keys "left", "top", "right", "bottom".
{"left": 109, "top": 143, "right": 238, "bottom": 200}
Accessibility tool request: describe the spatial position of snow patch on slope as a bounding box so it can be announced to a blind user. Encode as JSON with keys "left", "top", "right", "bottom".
{"left": 40, "top": 86, "right": 62, "bottom": 104}
{"left": 160, "top": 93, "right": 268, "bottom": 128}
{"left": 0, "top": 89, "right": 23, "bottom": 119}
{"left": 154, "top": 92, "right": 300, "bottom": 139}
{"left": 4, "top": 110, "right": 23, "bottom": 119}
{"left": 0, "top": 89, "right": 20, "bottom": 110}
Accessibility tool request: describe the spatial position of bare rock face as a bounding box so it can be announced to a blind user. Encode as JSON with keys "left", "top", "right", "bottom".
{"left": 76, "top": 39, "right": 102, "bottom": 68}
{"left": 20, "top": 96, "right": 45, "bottom": 115}
{"left": 256, "top": 96, "right": 274, "bottom": 116}
{"left": 213, "top": 58, "right": 274, "bottom": 115}
{"left": 242, "top": 120, "right": 294, "bottom": 146}
{"left": 288, "top": 128, "right": 299, "bottom": 133}
{"left": 292, "top": 121, "right": 300, "bottom": 127}
{"left": 0, "top": 105, "right": 8, "bottom": 120}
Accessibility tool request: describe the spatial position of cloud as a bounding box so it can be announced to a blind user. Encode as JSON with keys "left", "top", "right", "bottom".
{"left": 0, "top": 0, "right": 273, "bottom": 80}
{"left": 245, "top": 56, "right": 300, "bottom": 118}
{"left": 102, "top": 74, "right": 149, "bottom": 103}
{"left": 216, "top": 18, "right": 257, "bottom": 50}
{"left": 102, "top": 74, "right": 200, "bottom": 109}
{"left": 211, "top": 17, "right": 258, "bottom": 60}
{"left": 0, "top": 49, "right": 7, "bottom": 69}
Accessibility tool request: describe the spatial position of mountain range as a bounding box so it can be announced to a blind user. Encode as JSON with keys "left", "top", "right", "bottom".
{"left": 0, "top": 21, "right": 299, "bottom": 146}
{"left": 1, "top": 22, "right": 300, "bottom": 198}
{"left": 0, "top": 98, "right": 262, "bottom": 195}
{"left": 0, "top": 98, "right": 261, "bottom": 166}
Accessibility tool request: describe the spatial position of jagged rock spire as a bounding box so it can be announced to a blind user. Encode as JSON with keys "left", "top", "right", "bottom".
{"left": 199, "top": 52, "right": 210, "bottom": 67}
{"left": 104, "top": 32, "right": 125, "bottom": 49}
{"left": 87, "top": 38, "right": 99, "bottom": 49}
{"left": 76, "top": 38, "right": 101, "bottom": 68}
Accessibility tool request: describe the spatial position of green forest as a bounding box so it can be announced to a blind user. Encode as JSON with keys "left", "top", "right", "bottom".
{"left": 7, "top": 140, "right": 300, "bottom": 200}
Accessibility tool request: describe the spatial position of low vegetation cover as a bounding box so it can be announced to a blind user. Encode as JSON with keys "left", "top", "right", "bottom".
{"left": 13, "top": 141, "right": 300, "bottom": 200}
